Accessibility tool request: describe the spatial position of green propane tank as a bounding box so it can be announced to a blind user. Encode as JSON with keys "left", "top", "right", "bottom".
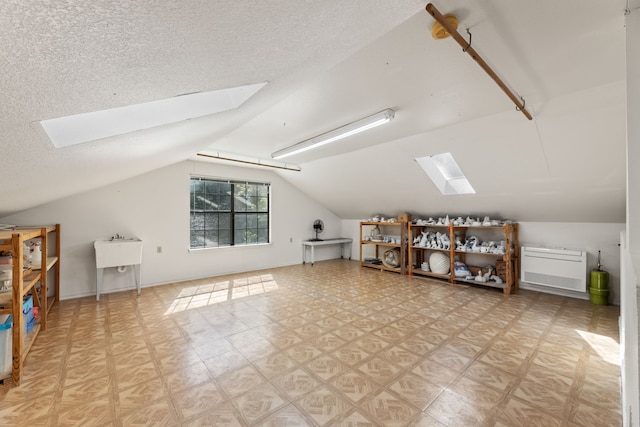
{"left": 589, "top": 250, "right": 609, "bottom": 305}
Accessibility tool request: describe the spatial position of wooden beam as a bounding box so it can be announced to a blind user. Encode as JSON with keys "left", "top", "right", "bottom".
{"left": 426, "top": 3, "right": 533, "bottom": 120}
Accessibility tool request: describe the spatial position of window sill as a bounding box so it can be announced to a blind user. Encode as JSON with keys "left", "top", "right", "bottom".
{"left": 188, "top": 242, "right": 272, "bottom": 253}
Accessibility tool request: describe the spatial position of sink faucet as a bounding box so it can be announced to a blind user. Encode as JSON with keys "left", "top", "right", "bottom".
{"left": 111, "top": 233, "right": 125, "bottom": 241}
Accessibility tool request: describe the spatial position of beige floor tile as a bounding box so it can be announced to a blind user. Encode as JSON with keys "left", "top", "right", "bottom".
{"left": 231, "top": 381, "right": 288, "bottom": 424}
{"left": 202, "top": 348, "right": 250, "bottom": 378}
{"left": 333, "top": 409, "right": 377, "bottom": 427}
{"left": 411, "top": 360, "right": 458, "bottom": 388}
{"left": 360, "top": 389, "right": 420, "bottom": 427}
{"left": 462, "top": 360, "right": 516, "bottom": 392}
{"left": 0, "top": 261, "right": 622, "bottom": 427}
{"left": 425, "top": 389, "right": 489, "bottom": 426}
{"left": 217, "top": 365, "right": 266, "bottom": 398}
{"left": 355, "top": 355, "right": 401, "bottom": 386}
{"left": 164, "top": 360, "right": 214, "bottom": 394}
{"left": 513, "top": 378, "right": 570, "bottom": 419}
{"left": 272, "top": 367, "right": 321, "bottom": 399}
{"left": 498, "top": 397, "right": 564, "bottom": 427}
{"left": 388, "top": 371, "right": 444, "bottom": 410}
{"left": 295, "top": 385, "right": 352, "bottom": 426}
{"left": 119, "top": 397, "right": 179, "bottom": 426}
{"left": 172, "top": 380, "right": 225, "bottom": 420}
{"left": 57, "top": 396, "right": 116, "bottom": 427}
{"left": 304, "top": 354, "right": 350, "bottom": 381}
{"left": 254, "top": 403, "right": 312, "bottom": 427}
{"left": 331, "top": 369, "right": 380, "bottom": 404}
{"left": 117, "top": 376, "right": 167, "bottom": 414}
{"left": 447, "top": 376, "right": 506, "bottom": 411}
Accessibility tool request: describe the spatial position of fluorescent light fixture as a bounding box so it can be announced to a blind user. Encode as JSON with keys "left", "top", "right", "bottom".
{"left": 271, "top": 109, "right": 395, "bottom": 160}
{"left": 415, "top": 152, "right": 475, "bottom": 195}
{"left": 196, "top": 151, "right": 301, "bottom": 172}
{"left": 41, "top": 82, "right": 267, "bottom": 148}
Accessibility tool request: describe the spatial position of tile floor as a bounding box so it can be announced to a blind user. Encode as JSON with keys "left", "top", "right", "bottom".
{"left": 0, "top": 260, "right": 622, "bottom": 426}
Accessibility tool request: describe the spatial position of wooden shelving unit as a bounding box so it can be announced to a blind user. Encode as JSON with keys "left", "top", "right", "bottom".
{"left": 360, "top": 220, "right": 408, "bottom": 274}
{"left": 407, "top": 221, "right": 519, "bottom": 295}
{"left": 407, "top": 224, "right": 452, "bottom": 282}
{"left": 0, "top": 224, "right": 60, "bottom": 385}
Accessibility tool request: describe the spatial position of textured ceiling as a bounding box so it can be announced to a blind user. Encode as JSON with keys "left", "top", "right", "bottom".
{"left": 0, "top": 0, "right": 636, "bottom": 222}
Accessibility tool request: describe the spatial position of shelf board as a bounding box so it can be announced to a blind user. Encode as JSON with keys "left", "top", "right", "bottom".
{"left": 410, "top": 246, "right": 449, "bottom": 252}
{"left": 454, "top": 250, "right": 504, "bottom": 256}
{"left": 411, "top": 270, "right": 450, "bottom": 280}
{"left": 361, "top": 222, "right": 404, "bottom": 227}
{"left": 454, "top": 277, "right": 506, "bottom": 289}
{"left": 30, "top": 256, "right": 58, "bottom": 272}
{"left": 361, "top": 263, "right": 402, "bottom": 273}
{"left": 362, "top": 241, "right": 401, "bottom": 247}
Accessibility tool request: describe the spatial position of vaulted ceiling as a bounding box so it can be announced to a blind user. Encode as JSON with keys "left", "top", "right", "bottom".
{"left": 1, "top": 0, "right": 635, "bottom": 222}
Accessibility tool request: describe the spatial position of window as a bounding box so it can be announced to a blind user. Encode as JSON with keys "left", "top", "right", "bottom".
{"left": 190, "top": 177, "right": 270, "bottom": 248}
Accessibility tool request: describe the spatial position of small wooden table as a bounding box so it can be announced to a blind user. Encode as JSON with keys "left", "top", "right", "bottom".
{"left": 302, "top": 238, "right": 353, "bottom": 266}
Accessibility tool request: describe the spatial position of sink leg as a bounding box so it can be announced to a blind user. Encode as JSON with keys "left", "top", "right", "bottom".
{"left": 134, "top": 264, "right": 141, "bottom": 295}
{"left": 96, "top": 268, "right": 104, "bottom": 301}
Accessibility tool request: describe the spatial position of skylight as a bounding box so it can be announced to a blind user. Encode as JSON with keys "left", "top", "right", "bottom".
{"left": 41, "top": 82, "right": 267, "bottom": 148}
{"left": 415, "top": 152, "right": 475, "bottom": 195}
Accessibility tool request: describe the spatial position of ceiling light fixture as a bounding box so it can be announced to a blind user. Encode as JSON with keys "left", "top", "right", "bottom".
{"left": 41, "top": 82, "right": 267, "bottom": 148}
{"left": 271, "top": 109, "right": 395, "bottom": 160}
{"left": 196, "top": 151, "right": 301, "bottom": 172}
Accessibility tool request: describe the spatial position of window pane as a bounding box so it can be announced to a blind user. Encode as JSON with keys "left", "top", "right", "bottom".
{"left": 218, "top": 194, "right": 231, "bottom": 211}
{"left": 204, "top": 180, "right": 218, "bottom": 194}
{"left": 258, "top": 228, "right": 268, "bottom": 243}
{"left": 204, "top": 213, "right": 218, "bottom": 230}
{"left": 218, "top": 182, "right": 231, "bottom": 194}
{"left": 257, "top": 185, "right": 268, "bottom": 197}
{"left": 246, "top": 230, "right": 257, "bottom": 244}
{"left": 219, "top": 230, "right": 231, "bottom": 246}
{"left": 219, "top": 213, "right": 231, "bottom": 230}
{"left": 246, "top": 213, "right": 258, "bottom": 229}
{"left": 247, "top": 184, "right": 257, "bottom": 197}
{"left": 204, "top": 230, "right": 219, "bottom": 246}
{"left": 191, "top": 231, "right": 205, "bottom": 248}
{"left": 235, "top": 214, "right": 246, "bottom": 230}
{"left": 235, "top": 229, "right": 247, "bottom": 245}
{"left": 257, "top": 196, "right": 268, "bottom": 212}
{"left": 257, "top": 213, "right": 268, "bottom": 229}
{"left": 190, "top": 213, "right": 204, "bottom": 230}
{"left": 191, "top": 180, "right": 204, "bottom": 193}
{"left": 193, "top": 195, "right": 207, "bottom": 211}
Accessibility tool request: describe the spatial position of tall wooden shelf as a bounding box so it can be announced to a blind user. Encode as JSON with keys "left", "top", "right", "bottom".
{"left": 0, "top": 224, "right": 60, "bottom": 385}
{"left": 359, "top": 221, "right": 408, "bottom": 274}
{"left": 407, "top": 222, "right": 519, "bottom": 295}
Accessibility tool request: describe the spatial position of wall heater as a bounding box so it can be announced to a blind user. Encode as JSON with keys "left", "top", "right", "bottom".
{"left": 520, "top": 246, "right": 587, "bottom": 293}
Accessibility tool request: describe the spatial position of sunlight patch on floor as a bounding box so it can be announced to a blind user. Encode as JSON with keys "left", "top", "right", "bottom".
{"left": 164, "top": 274, "right": 278, "bottom": 314}
{"left": 576, "top": 329, "right": 620, "bottom": 365}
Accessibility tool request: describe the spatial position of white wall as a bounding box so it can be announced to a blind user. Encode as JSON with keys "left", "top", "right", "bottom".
{"left": 623, "top": 7, "right": 640, "bottom": 427}
{"left": 0, "top": 160, "right": 342, "bottom": 299}
{"left": 518, "top": 222, "right": 623, "bottom": 304}
{"left": 342, "top": 218, "right": 623, "bottom": 304}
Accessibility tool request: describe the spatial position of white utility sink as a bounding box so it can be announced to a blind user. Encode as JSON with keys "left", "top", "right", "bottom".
{"left": 94, "top": 238, "right": 143, "bottom": 268}
{"left": 94, "top": 238, "right": 143, "bottom": 300}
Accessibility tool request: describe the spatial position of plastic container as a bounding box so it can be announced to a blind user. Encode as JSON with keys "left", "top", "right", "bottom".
{"left": 23, "top": 295, "right": 34, "bottom": 334}
{"left": 0, "top": 315, "right": 11, "bottom": 378}
{"left": 589, "top": 287, "right": 609, "bottom": 305}
{"left": 590, "top": 270, "right": 609, "bottom": 290}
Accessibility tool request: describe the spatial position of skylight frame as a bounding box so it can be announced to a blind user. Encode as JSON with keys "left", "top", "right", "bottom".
{"left": 415, "top": 152, "right": 475, "bottom": 195}
{"left": 41, "top": 82, "right": 267, "bottom": 148}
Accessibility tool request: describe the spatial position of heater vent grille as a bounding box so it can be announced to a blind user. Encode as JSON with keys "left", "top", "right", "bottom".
{"left": 521, "top": 246, "right": 587, "bottom": 293}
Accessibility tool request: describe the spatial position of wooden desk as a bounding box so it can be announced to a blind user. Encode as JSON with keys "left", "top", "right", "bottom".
{"left": 302, "top": 238, "right": 352, "bottom": 266}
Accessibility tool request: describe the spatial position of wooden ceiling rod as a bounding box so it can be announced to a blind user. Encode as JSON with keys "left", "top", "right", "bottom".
{"left": 426, "top": 3, "right": 533, "bottom": 120}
